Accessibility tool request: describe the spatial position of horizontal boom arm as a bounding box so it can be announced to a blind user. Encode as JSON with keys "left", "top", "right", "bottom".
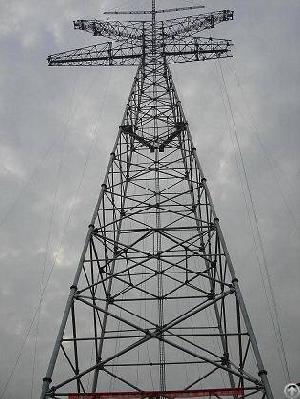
{"left": 47, "top": 36, "right": 232, "bottom": 67}
{"left": 164, "top": 37, "right": 233, "bottom": 63}
{"left": 48, "top": 42, "right": 142, "bottom": 67}
{"left": 74, "top": 19, "right": 143, "bottom": 42}
{"left": 163, "top": 10, "right": 233, "bottom": 41}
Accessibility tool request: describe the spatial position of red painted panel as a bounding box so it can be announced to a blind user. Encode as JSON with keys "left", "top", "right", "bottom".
{"left": 69, "top": 388, "right": 245, "bottom": 399}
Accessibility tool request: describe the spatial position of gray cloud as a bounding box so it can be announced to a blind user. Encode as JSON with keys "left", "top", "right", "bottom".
{"left": 0, "top": 0, "right": 299, "bottom": 397}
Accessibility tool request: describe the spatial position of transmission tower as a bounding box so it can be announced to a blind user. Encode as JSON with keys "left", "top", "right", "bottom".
{"left": 41, "top": 2, "right": 274, "bottom": 398}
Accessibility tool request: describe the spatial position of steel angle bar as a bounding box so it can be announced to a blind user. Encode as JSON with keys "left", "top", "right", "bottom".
{"left": 184, "top": 366, "right": 219, "bottom": 390}
{"left": 76, "top": 297, "right": 155, "bottom": 333}
{"left": 161, "top": 290, "right": 233, "bottom": 333}
{"left": 161, "top": 337, "right": 259, "bottom": 384}
{"left": 51, "top": 334, "right": 151, "bottom": 392}
{"left": 84, "top": 255, "right": 149, "bottom": 291}
{"left": 166, "top": 328, "right": 224, "bottom": 360}
{"left": 101, "top": 368, "right": 143, "bottom": 392}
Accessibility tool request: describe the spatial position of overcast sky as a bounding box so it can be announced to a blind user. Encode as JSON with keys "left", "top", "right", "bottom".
{"left": 0, "top": 0, "right": 299, "bottom": 398}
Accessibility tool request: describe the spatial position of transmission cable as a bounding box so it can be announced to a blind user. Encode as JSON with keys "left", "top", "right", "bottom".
{"left": 0, "top": 76, "right": 81, "bottom": 399}
{"left": 216, "top": 59, "right": 291, "bottom": 383}
{"left": 215, "top": 60, "right": 289, "bottom": 382}
{"left": 227, "top": 62, "right": 300, "bottom": 238}
{"left": 0, "top": 136, "right": 62, "bottom": 228}
{"left": 172, "top": 64, "right": 227, "bottom": 388}
{"left": 30, "top": 79, "right": 75, "bottom": 398}
{"left": 29, "top": 67, "right": 110, "bottom": 396}
{"left": 0, "top": 67, "right": 112, "bottom": 399}
{"left": 212, "top": 61, "right": 289, "bottom": 384}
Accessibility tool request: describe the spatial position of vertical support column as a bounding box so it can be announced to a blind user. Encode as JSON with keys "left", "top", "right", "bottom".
{"left": 152, "top": 0, "right": 156, "bottom": 55}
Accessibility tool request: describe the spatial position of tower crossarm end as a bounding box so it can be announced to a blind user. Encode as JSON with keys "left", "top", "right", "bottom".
{"left": 48, "top": 42, "right": 143, "bottom": 67}
{"left": 163, "top": 37, "right": 233, "bottom": 64}
{"left": 163, "top": 10, "right": 234, "bottom": 41}
{"left": 73, "top": 19, "right": 144, "bottom": 42}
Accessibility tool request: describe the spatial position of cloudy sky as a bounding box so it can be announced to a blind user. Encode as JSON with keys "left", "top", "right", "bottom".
{"left": 0, "top": 0, "right": 299, "bottom": 398}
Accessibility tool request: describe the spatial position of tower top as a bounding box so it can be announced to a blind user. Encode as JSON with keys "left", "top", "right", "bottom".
{"left": 48, "top": 3, "right": 233, "bottom": 67}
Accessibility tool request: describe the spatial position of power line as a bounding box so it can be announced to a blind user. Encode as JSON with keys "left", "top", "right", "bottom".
{"left": 0, "top": 68, "right": 112, "bottom": 399}
{"left": 227, "top": 62, "right": 300, "bottom": 238}
{"left": 213, "top": 60, "right": 289, "bottom": 382}
{"left": 216, "top": 59, "right": 291, "bottom": 383}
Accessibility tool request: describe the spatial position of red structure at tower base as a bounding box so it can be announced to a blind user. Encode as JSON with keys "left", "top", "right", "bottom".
{"left": 69, "top": 388, "right": 245, "bottom": 399}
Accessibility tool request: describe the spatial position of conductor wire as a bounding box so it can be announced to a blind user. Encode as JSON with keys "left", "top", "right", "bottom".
{"left": 227, "top": 62, "right": 300, "bottom": 238}
{"left": 216, "top": 59, "right": 291, "bottom": 383}
{"left": 0, "top": 64, "right": 112, "bottom": 398}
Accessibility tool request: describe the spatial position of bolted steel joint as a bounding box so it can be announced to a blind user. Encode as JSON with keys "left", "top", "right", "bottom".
{"left": 258, "top": 369, "right": 268, "bottom": 377}
{"left": 145, "top": 329, "right": 152, "bottom": 337}
{"left": 221, "top": 352, "right": 230, "bottom": 366}
{"left": 207, "top": 292, "right": 215, "bottom": 300}
{"left": 209, "top": 222, "right": 216, "bottom": 230}
{"left": 229, "top": 285, "right": 236, "bottom": 294}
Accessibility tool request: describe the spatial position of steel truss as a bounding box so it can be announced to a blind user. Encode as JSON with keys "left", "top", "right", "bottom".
{"left": 42, "top": 2, "right": 274, "bottom": 399}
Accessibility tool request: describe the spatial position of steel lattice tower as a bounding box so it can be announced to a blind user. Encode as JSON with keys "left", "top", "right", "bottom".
{"left": 41, "top": 2, "right": 274, "bottom": 398}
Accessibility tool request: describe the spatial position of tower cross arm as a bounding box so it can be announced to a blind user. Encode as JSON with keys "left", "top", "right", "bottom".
{"left": 74, "top": 19, "right": 144, "bottom": 42}
{"left": 163, "top": 37, "right": 233, "bottom": 63}
{"left": 47, "top": 42, "right": 143, "bottom": 67}
{"left": 162, "top": 10, "right": 234, "bottom": 41}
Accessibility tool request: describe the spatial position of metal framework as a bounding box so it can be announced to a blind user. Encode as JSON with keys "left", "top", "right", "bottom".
{"left": 42, "top": 2, "right": 274, "bottom": 399}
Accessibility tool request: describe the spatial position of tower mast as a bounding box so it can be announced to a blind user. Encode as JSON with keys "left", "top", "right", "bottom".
{"left": 41, "top": 3, "right": 274, "bottom": 399}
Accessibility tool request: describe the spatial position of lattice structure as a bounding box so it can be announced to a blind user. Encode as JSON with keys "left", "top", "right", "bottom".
{"left": 41, "top": 2, "right": 274, "bottom": 399}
